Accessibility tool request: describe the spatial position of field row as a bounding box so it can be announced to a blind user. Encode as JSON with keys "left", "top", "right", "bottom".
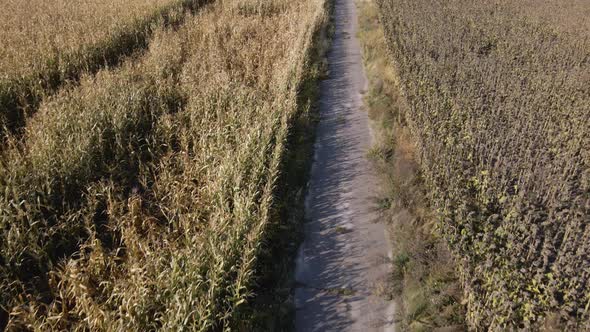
{"left": 0, "top": 0, "right": 326, "bottom": 329}
{"left": 377, "top": 0, "right": 589, "bottom": 329}
{"left": 0, "top": 0, "right": 206, "bottom": 135}
{"left": 357, "top": 0, "right": 465, "bottom": 328}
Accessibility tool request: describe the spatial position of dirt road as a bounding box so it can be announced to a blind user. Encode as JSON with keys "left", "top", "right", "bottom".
{"left": 294, "top": 0, "right": 395, "bottom": 330}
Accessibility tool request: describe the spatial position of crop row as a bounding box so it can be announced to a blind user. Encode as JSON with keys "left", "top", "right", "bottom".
{"left": 0, "top": 0, "right": 327, "bottom": 329}
{"left": 377, "top": 0, "right": 589, "bottom": 329}
{"left": 0, "top": 0, "right": 207, "bottom": 136}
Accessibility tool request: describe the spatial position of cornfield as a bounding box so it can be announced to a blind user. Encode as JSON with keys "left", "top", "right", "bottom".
{"left": 0, "top": 0, "right": 327, "bottom": 329}
{"left": 0, "top": 0, "right": 205, "bottom": 135}
{"left": 377, "top": 0, "right": 589, "bottom": 329}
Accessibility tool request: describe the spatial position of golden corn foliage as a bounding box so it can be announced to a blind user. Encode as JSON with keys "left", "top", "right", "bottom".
{"left": 0, "top": 0, "right": 327, "bottom": 329}
{"left": 0, "top": 0, "right": 181, "bottom": 78}
{"left": 377, "top": 0, "right": 590, "bottom": 329}
{"left": 0, "top": 0, "right": 204, "bottom": 134}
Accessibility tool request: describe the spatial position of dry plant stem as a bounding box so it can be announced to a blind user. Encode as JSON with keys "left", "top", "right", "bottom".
{"left": 377, "top": 0, "right": 590, "bottom": 329}
{"left": 0, "top": 0, "right": 328, "bottom": 330}
{"left": 357, "top": 0, "right": 466, "bottom": 330}
{"left": 0, "top": 0, "right": 207, "bottom": 136}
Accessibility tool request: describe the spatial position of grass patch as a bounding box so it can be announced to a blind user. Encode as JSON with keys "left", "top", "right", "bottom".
{"left": 326, "top": 287, "right": 356, "bottom": 297}
{"left": 334, "top": 226, "right": 353, "bottom": 234}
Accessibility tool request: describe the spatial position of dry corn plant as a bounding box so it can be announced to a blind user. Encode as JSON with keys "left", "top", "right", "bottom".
{"left": 0, "top": 0, "right": 206, "bottom": 135}
{"left": 0, "top": 0, "right": 327, "bottom": 330}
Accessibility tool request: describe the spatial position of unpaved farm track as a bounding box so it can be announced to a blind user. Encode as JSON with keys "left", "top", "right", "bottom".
{"left": 294, "top": 0, "right": 395, "bottom": 330}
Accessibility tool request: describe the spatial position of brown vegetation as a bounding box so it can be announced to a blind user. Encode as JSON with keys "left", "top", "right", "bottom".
{"left": 511, "top": 0, "right": 590, "bottom": 36}
{"left": 357, "top": 1, "right": 465, "bottom": 330}
{"left": 0, "top": 0, "right": 327, "bottom": 329}
{"left": 377, "top": 0, "right": 589, "bottom": 329}
{"left": 0, "top": 0, "right": 205, "bottom": 135}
